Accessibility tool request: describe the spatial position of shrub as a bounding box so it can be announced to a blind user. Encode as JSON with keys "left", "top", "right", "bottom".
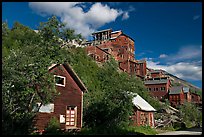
{"left": 44, "top": 117, "right": 61, "bottom": 135}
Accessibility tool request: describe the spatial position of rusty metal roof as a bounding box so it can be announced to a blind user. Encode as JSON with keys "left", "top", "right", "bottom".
{"left": 144, "top": 79, "right": 168, "bottom": 85}
{"left": 169, "top": 86, "right": 183, "bottom": 94}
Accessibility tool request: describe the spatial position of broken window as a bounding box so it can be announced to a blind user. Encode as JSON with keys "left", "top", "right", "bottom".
{"left": 161, "top": 87, "right": 166, "bottom": 91}
{"left": 54, "top": 75, "right": 66, "bottom": 87}
{"left": 35, "top": 103, "right": 54, "bottom": 113}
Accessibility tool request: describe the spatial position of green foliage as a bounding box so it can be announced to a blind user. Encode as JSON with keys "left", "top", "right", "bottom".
{"left": 171, "top": 82, "right": 182, "bottom": 86}
{"left": 78, "top": 126, "right": 157, "bottom": 135}
{"left": 2, "top": 16, "right": 83, "bottom": 135}
{"left": 44, "top": 117, "right": 61, "bottom": 135}
{"left": 190, "top": 88, "right": 202, "bottom": 97}
{"left": 179, "top": 101, "right": 202, "bottom": 128}
{"left": 126, "top": 126, "right": 158, "bottom": 135}
{"left": 2, "top": 15, "right": 162, "bottom": 135}
{"left": 70, "top": 54, "right": 162, "bottom": 133}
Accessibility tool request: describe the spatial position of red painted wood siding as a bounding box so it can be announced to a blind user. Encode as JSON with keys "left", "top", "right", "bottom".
{"left": 86, "top": 34, "right": 147, "bottom": 78}
{"left": 145, "top": 82, "right": 170, "bottom": 100}
{"left": 34, "top": 64, "right": 83, "bottom": 130}
{"left": 131, "top": 107, "right": 155, "bottom": 127}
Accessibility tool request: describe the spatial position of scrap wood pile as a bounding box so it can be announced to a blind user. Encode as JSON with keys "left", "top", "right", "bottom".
{"left": 154, "top": 106, "right": 183, "bottom": 128}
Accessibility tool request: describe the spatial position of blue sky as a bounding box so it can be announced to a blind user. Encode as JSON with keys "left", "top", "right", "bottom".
{"left": 2, "top": 2, "right": 202, "bottom": 88}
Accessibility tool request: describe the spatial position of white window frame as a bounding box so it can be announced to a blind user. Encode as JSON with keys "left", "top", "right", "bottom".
{"left": 54, "top": 75, "right": 66, "bottom": 87}
{"left": 66, "top": 106, "right": 77, "bottom": 127}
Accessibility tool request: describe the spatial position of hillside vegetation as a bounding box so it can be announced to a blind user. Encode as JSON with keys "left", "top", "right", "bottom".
{"left": 2, "top": 16, "right": 162, "bottom": 135}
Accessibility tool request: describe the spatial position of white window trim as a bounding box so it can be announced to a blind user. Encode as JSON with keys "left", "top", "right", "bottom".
{"left": 54, "top": 75, "right": 66, "bottom": 87}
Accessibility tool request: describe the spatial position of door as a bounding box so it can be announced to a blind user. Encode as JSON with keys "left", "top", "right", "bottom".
{"left": 66, "top": 106, "right": 77, "bottom": 128}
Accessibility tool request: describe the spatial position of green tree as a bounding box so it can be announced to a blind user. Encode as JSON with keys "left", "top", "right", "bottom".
{"left": 2, "top": 16, "right": 82, "bottom": 135}
{"left": 179, "top": 101, "right": 202, "bottom": 128}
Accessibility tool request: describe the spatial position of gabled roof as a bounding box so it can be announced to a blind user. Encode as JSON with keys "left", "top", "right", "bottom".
{"left": 169, "top": 86, "right": 183, "bottom": 95}
{"left": 49, "top": 64, "right": 88, "bottom": 92}
{"left": 132, "top": 94, "right": 156, "bottom": 112}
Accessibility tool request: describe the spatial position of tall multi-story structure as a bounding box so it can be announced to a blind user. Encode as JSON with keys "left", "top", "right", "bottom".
{"left": 84, "top": 29, "right": 147, "bottom": 78}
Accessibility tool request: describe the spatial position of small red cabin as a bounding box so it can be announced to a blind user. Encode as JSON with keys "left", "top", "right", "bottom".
{"left": 130, "top": 94, "right": 156, "bottom": 127}
{"left": 34, "top": 64, "right": 87, "bottom": 132}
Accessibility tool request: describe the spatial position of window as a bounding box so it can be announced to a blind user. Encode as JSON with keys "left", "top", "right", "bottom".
{"left": 121, "top": 54, "right": 124, "bottom": 59}
{"left": 66, "top": 106, "right": 77, "bottom": 127}
{"left": 149, "top": 88, "right": 151, "bottom": 91}
{"left": 156, "top": 88, "right": 158, "bottom": 91}
{"left": 34, "top": 103, "right": 54, "bottom": 113}
{"left": 161, "top": 87, "right": 166, "bottom": 91}
{"left": 54, "top": 75, "right": 66, "bottom": 87}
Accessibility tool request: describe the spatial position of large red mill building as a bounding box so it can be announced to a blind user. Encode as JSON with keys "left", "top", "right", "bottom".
{"left": 83, "top": 28, "right": 202, "bottom": 108}
{"left": 84, "top": 29, "right": 147, "bottom": 79}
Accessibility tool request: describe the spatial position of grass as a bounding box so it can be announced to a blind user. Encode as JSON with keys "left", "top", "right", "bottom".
{"left": 126, "top": 126, "right": 158, "bottom": 135}
{"left": 31, "top": 125, "right": 158, "bottom": 135}
{"left": 76, "top": 126, "right": 158, "bottom": 135}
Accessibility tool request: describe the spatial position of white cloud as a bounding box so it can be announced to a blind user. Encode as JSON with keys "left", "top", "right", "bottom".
{"left": 122, "top": 12, "right": 129, "bottom": 20}
{"left": 193, "top": 15, "right": 200, "bottom": 20}
{"left": 146, "top": 60, "right": 202, "bottom": 81}
{"left": 29, "top": 2, "right": 126, "bottom": 38}
{"left": 163, "top": 45, "right": 202, "bottom": 63}
{"left": 159, "top": 54, "right": 168, "bottom": 58}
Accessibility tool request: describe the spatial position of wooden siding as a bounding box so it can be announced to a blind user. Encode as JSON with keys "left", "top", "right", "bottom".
{"left": 34, "top": 64, "right": 83, "bottom": 131}
{"left": 85, "top": 33, "right": 147, "bottom": 78}
{"left": 131, "top": 107, "right": 155, "bottom": 127}
{"left": 145, "top": 82, "right": 170, "bottom": 100}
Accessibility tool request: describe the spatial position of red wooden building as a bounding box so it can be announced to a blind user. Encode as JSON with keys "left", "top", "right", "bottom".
{"left": 144, "top": 77, "right": 171, "bottom": 100}
{"left": 144, "top": 69, "right": 171, "bottom": 101}
{"left": 85, "top": 29, "right": 147, "bottom": 79}
{"left": 131, "top": 94, "right": 156, "bottom": 127}
{"left": 34, "top": 64, "right": 87, "bottom": 132}
{"left": 169, "top": 86, "right": 185, "bottom": 108}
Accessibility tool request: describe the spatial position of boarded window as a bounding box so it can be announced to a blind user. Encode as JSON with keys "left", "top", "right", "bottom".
{"left": 60, "top": 115, "right": 65, "bottom": 123}
{"left": 54, "top": 75, "right": 66, "bottom": 87}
